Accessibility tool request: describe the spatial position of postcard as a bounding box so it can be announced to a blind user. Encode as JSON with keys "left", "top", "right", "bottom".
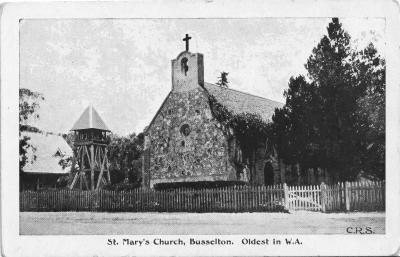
{"left": 1, "top": 0, "right": 400, "bottom": 256}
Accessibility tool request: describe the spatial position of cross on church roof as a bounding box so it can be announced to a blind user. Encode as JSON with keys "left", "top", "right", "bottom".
{"left": 182, "top": 33, "right": 191, "bottom": 51}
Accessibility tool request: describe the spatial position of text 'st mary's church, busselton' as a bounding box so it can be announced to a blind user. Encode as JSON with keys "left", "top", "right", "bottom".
{"left": 142, "top": 34, "right": 284, "bottom": 188}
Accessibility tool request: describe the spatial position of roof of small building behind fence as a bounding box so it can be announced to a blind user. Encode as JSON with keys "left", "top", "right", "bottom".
{"left": 204, "top": 82, "right": 284, "bottom": 122}
{"left": 71, "top": 105, "right": 110, "bottom": 131}
{"left": 22, "top": 131, "right": 73, "bottom": 174}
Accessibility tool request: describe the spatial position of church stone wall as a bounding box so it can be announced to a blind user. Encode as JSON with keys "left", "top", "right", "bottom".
{"left": 146, "top": 87, "right": 236, "bottom": 187}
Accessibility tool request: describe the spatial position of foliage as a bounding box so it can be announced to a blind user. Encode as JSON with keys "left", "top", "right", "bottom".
{"left": 270, "top": 18, "right": 385, "bottom": 180}
{"left": 207, "top": 93, "right": 271, "bottom": 166}
{"left": 19, "top": 88, "right": 44, "bottom": 170}
{"left": 53, "top": 132, "right": 76, "bottom": 173}
{"left": 20, "top": 125, "right": 43, "bottom": 133}
{"left": 102, "top": 181, "right": 142, "bottom": 191}
{"left": 107, "top": 133, "right": 144, "bottom": 184}
{"left": 153, "top": 180, "right": 248, "bottom": 190}
{"left": 19, "top": 135, "right": 36, "bottom": 171}
{"left": 271, "top": 76, "right": 322, "bottom": 169}
{"left": 54, "top": 149, "right": 73, "bottom": 170}
{"left": 353, "top": 44, "right": 385, "bottom": 178}
{"left": 56, "top": 175, "right": 70, "bottom": 188}
{"left": 207, "top": 94, "right": 270, "bottom": 140}
{"left": 19, "top": 88, "right": 44, "bottom": 125}
{"left": 216, "top": 71, "right": 229, "bottom": 88}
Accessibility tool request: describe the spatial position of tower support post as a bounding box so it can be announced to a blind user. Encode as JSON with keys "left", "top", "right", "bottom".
{"left": 90, "top": 145, "right": 95, "bottom": 190}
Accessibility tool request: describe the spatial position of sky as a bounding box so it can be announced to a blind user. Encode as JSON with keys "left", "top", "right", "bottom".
{"left": 20, "top": 18, "right": 385, "bottom": 136}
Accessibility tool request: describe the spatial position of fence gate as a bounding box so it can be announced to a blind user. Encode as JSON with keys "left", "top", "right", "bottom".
{"left": 286, "top": 185, "right": 322, "bottom": 211}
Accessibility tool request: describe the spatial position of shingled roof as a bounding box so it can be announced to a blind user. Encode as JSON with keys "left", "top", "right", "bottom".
{"left": 22, "top": 131, "right": 73, "bottom": 174}
{"left": 204, "top": 82, "right": 284, "bottom": 122}
{"left": 71, "top": 105, "right": 110, "bottom": 131}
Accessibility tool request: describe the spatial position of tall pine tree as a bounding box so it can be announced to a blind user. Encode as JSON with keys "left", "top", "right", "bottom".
{"left": 271, "top": 18, "right": 385, "bottom": 181}
{"left": 305, "top": 18, "right": 358, "bottom": 179}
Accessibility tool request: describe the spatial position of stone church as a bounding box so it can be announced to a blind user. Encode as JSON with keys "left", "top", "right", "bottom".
{"left": 142, "top": 35, "right": 284, "bottom": 188}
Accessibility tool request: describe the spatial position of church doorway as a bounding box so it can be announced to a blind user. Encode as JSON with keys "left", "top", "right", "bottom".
{"left": 264, "top": 162, "right": 274, "bottom": 185}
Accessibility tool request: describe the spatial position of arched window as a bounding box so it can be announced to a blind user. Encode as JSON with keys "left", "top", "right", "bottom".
{"left": 181, "top": 57, "right": 189, "bottom": 75}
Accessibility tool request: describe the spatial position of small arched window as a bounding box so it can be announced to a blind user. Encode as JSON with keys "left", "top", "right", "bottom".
{"left": 181, "top": 57, "right": 189, "bottom": 75}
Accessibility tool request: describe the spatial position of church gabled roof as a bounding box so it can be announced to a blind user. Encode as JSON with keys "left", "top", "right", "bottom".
{"left": 71, "top": 105, "right": 110, "bottom": 131}
{"left": 203, "top": 82, "right": 284, "bottom": 123}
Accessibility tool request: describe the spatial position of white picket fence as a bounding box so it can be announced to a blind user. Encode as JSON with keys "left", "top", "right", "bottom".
{"left": 20, "top": 181, "right": 384, "bottom": 213}
{"left": 284, "top": 181, "right": 385, "bottom": 212}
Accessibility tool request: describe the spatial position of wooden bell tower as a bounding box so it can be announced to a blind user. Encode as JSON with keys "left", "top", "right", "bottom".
{"left": 69, "top": 105, "right": 111, "bottom": 190}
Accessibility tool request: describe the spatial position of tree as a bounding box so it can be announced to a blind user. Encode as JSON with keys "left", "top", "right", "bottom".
{"left": 107, "top": 132, "right": 144, "bottom": 184}
{"left": 353, "top": 43, "right": 385, "bottom": 179}
{"left": 270, "top": 18, "right": 385, "bottom": 181}
{"left": 216, "top": 71, "right": 229, "bottom": 88}
{"left": 304, "top": 18, "right": 358, "bottom": 179}
{"left": 19, "top": 88, "right": 44, "bottom": 170}
{"left": 272, "top": 76, "right": 322, "bottom": 168}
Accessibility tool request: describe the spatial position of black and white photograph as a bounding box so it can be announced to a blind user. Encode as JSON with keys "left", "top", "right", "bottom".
{"left": 1, "top": 1, "right": 400, "bottom": 256}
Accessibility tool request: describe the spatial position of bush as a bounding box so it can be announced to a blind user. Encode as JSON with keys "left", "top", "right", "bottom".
{"left": 102, "top": 181, "right": 142, "bottom": 191}
{"left": 153, "top": 180, "right": 248, "bottom": 191}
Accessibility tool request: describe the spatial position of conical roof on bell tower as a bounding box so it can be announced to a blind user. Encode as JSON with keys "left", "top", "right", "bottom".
{"left": 71, "top": 105, "right": 110, "bottom": 131}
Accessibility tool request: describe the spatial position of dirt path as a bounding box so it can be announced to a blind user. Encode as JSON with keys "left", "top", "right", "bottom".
{"left": 20, "top": 211, "right": 385, "bottom": 235}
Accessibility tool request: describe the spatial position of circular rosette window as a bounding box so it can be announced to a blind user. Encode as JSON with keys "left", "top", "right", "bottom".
{"left": 180, "top": 124, "right": 191, "bottom": 137}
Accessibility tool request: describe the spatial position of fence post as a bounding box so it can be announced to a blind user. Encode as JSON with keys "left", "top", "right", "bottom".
{"left": 36, "top": 191, "right": 39, "bottom": 212}
{"left": 92, "top": 190, "right": 96, "bottom": 211}
{"left": 345, "top": 181, "right": 351, "bottom": 212}
{"left": 97, "top": 190, "right": 101, "bottom": 211}
{"left": 283, "top": 183, "right": 289, "bottom": 211}
{"left": 320, "top": 182, "right": 326, "bottom": 212}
